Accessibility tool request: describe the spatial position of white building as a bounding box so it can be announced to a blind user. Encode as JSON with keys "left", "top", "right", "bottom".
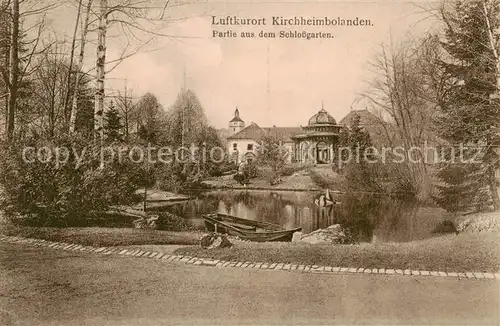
{"left": 224, "top": 107, "right": 380, "bottom": 165}
{"left": 226, "top": 108, "right": 301, "bottom": 164}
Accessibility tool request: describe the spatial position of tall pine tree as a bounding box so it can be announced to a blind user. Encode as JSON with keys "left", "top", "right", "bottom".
{"left": 104, "top": 101, "right": 123, "bottom": 142}
{"left": 339, "top": 113, "right": 380, "bottom": 193}
{"left": 435, "top": 0, "right": 500, "bottom": 211}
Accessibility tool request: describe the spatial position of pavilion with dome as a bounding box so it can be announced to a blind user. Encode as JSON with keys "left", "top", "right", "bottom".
{"left": 291, "top": 108, "right": 342, "bottom": 164}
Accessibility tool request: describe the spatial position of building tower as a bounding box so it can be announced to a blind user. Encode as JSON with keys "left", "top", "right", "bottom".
{"left": 229, "top": 107, "right": 245, "bottom": 134}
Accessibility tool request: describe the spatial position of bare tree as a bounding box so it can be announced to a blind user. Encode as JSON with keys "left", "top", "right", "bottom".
{"left": 6, "top": 0, "right": 19, "bottom": 140}
{"left": 0, "top": 0, "right": 10, "bottom": 15}
{"left": 483, "top": 1, "right": 500, "bottom": 96}
{"left": 115, "top": 83, "right": 135, "bottom": 140}
{"left": 364, "top": 38, "right": 440, "bottom": 146}
{"left": 69, "top": 0, "right": 93, "bottom": 134}
{"left": 482, "top": 0, "right": 500, "bottom": 205}
{"left": 91, "top": 0, "right": 180, "bottom": 141}
{"left": 0, "top": 0, "right": 58, "bottom": 140}
{"left": 135, "top": 92, "right": 164, "bottom": 143}
{"left": 361, "top": 36, "right": 445, "bottom": 199}
{"left": 31, "top": 42, "right": 72, "bottom": 137}
{"left": 94, "top": 0, "right": 108, "bottom": 141}
{"left": 63, "top": 0, "right": 84, "bottom": 123}
{"left": 0, "top": 1, "right": 10, "bottom": 133}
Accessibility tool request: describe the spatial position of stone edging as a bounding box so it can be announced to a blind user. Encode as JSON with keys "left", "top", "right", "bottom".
{"left": 1, "top": 235, "right": 499, "bottom": 280}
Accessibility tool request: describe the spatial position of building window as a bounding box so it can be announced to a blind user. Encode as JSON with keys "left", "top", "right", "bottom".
{"left": 247, "top": 144, "right": 253, "bottom": 151}
{"left": 233, "top": 143, "right": 237, "bottom": 150}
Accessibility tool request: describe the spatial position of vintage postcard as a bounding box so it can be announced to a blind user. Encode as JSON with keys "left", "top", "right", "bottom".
{"left": 0, "top": 0, "right": 499, "bottom": 325}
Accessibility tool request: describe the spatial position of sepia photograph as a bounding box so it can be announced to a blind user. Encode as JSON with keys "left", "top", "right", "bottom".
{"left": 0, "top": 0, "right": 499, "bottom": 325}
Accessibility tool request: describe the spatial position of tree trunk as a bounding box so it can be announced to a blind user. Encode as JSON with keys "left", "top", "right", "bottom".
{"left": 489, "top": 164, "right": 500, "bottom": 209}
{"left": 94, "top": 0, "right": 107, "bottom": 141}
{"left": 495, "top": 49, "right": 500, "bottom": 211}
{"left": 123, "top": 82, "right": 129, "bottom": 140}
{"left": 1, "top": 13, "right": 10, "bottom": 134}
{"left": 69, "top": 0, "right": 92, "bottom": 134}
{"left": 483, "top": 0, "right": 500, "bottom": 210}
{"left": 48, "top": 90, "right": 55, "bottom": 137}
{"left": 63, "top": 0, "right": 83, "bottom": 126}
{"left": 124, "top": 108, "right": 129, "bottom": 140}
{"left": 7, "top": 0, "right": 19, "bottom": 141}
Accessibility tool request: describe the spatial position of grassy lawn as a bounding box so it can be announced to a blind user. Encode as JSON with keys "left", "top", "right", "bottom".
{"left": 0, "top": 223, "right": 203, "bottom": 247}
{"left": 175, "top": 232, "right": 500, "bottom": 272}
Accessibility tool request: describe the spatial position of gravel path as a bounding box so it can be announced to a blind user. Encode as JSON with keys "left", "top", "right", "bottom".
{"left": 1, "top": 241, "right": 498, "bottom": 325}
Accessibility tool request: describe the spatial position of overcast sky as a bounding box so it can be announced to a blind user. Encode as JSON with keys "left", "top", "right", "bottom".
{"left": 50, "top": 0, "right": 440, "bottom": 129}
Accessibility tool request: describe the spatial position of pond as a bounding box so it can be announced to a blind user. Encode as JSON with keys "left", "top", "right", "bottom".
{"left": 160, "top": 190, "right": 449, "bottom": 243}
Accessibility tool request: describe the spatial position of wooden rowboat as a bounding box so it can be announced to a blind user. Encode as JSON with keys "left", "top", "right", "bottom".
{"left": 202, "top": 213, "right": 302, "bottom": 242}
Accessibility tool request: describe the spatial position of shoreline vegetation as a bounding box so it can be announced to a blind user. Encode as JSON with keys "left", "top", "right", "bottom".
{"left": 0, "top": 223, "right": 497, "bottom": 272}
{"left": 1, "top": 209, "right": 498, "bottom": 272}
{"left": 201, "top": 165, "right": 341, "bottom": 191}
{"left": 1, "top": 159, "right": 497, "bottom": 274}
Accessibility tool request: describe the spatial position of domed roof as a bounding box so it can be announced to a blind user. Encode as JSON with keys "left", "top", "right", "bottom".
{"left": 308, "top": 109, "right": 336, "bottom": 125}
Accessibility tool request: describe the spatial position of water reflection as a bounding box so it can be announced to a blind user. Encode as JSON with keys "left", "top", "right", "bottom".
{"left": 163, "top": 190, "right": 444, "bottom": 243}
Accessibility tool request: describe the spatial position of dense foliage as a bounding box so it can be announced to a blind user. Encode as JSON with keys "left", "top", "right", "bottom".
{"left": 233, "top": 162, "right": 260, "bottom": 185}
{"left": 0, "top": 135, "right": 144, "bottom": 226}
{"left": 151, "top": 89, "right": 226, "bottom": 191}
{"left": 338, "top": 113, "right": 382, "bottom": 194}
{"left": 0, "top": 80, "right": 225, "bottom": 225}
{"left": 434, "top": 0, "right": 500, "bottom": 211}
{"left": 104, "top": 103, "right": 124, "bottom": 142}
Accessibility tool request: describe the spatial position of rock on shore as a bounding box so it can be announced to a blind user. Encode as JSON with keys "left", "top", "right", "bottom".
{"left": 200, "top": 233, "right": 233, "bottom": 249}
{"left": 298, "top": 224, "right": 348, "bottom": 244}
{"left": 457, "top": 211, "right": 500, "bottom": 233}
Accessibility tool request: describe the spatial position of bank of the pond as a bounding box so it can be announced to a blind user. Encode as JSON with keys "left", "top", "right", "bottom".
{"left": 175, "top": 232, "right": 500, "bottom": 273}
{"left": 0, "top": 224, "right": 202, "bottom": 246}
{"left": 198, "top": 185, "right": 323, "bottom": 192}
{"left": 2, "top": 225, "right": 499, "bottom": 272}
{"left": 202, "top": 167, "right": 326, "bottom": 191}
